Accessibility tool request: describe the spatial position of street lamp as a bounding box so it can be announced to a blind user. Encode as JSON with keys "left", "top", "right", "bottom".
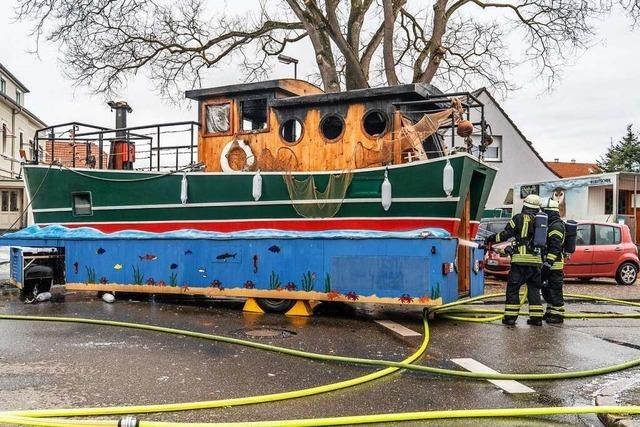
{"left": 278, "top": 54, "right": 299, "bottom": 79}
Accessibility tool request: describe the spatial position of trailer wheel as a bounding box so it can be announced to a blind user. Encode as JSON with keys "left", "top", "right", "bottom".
{"left": 256, "top": 298, "right": 296, "bottom": 314}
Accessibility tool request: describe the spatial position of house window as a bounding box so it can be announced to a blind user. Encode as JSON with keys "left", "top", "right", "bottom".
{"left": 604, "top": 189, "right": 630, "bottom": 215}
{"left": 15, "top": 90, "right": 22, "bottom": 106}
{"left": 1, "top": 123, "right": 6, "bottom": 153}
{"left": 72, "top": 192, "right": 93, "bottom": 216}
{"left": 19, "top": 131, "right": 24, "bottom": 151}
{"left": 240, "top": 98, "right": 268, "bottom": 132}
{"left": 9, "top": 191, "right": 18, "bottom": 212}
{"left": 484, "top": 135, "right": 502, "bottom": 162}
{"left": 0, "top": 190, "right": 19, "bottom": 212}
{"left": 0, "top": 78, "right": 5, "bottom": 93}
{"left": 29, "top": 139, "right": 34, "bottom": 160}
{"left": 205, "top": 103, "right": 231, "bottom": 134}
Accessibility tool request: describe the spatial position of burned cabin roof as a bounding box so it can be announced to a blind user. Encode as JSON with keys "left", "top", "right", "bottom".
{"left": 270, "top": 83, "right": 444, "bottom": 108}
{"left": 185, "top": 79, "right": 323, "bottom": 100}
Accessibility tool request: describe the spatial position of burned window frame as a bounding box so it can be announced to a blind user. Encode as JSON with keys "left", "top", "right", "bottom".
{"left": 203, "top": 100, "right": 233, "bottom": 136}
{"left": 239, "top": 97, "right": 270, "bottom": 134}
{"left": 361, "top": 109, "right": 389, "bottom": 138}
{"left": 319, "top": 114, "right": 345, "bottom": 143}
{"left": 279, "top": 118, "right": 304, "bottom": 145}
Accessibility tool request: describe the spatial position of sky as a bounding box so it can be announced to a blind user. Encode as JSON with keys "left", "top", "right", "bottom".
{"left": 1, "top": 1, "right": 639, "bottom": 163}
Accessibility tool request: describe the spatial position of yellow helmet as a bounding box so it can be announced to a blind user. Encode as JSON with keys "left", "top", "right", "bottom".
{"left": 523, "top": 194, "right": 541, "bottom": 209}
{"left": 543, "top": 198, "right": 560, "bottom": 212}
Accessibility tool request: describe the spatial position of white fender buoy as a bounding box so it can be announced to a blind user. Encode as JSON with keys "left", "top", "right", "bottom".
{"left": 180, "top": 173, "right": 188, "bottom": 204}
{"left": 381, "top": 169, "right": 392, "bottom": 211}
{"left": 252, "top": 170, "right": 262, "bottom": 201}
{"left": 443, "top": 158, "right": 454, "bottom": 197}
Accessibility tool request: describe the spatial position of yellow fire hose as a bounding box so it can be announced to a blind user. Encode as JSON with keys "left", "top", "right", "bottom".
{"left": 0, "top": 292, "right": 639, "bottom": 426}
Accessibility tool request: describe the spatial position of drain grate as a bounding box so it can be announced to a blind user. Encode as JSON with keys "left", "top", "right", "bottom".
{"left": 239, "top": 328, "right": 295, "bottom": 339}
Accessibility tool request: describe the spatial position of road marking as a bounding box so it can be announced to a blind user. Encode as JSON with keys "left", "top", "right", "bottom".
{"left": 375, "top": 320, "right": 421, "bottom": 337}
{"left": 451, "top": 358, "right": 535, "bottom": 394}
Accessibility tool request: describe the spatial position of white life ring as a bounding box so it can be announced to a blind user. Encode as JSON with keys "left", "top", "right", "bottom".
{"left": 220, "top": 139, "right": 255, "bottom": 172}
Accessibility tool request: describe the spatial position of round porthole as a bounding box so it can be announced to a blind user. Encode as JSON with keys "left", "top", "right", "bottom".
{"left": 362, "top": 110, "right": 388, "bottom": 137}
{"left": 320, "top": 114, "right": 345, "bottom": 142}
{"left": 280, "top": 119, "right": 304, "bottom": 145}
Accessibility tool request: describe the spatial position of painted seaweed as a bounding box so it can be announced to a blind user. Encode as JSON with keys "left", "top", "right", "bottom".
{"left": 132, "top": 265, "right": 144, "bottom": 285}
{"left": 323, "top": 273, "right": 331, "bottom": 293}
{"left": 85, "top": 266, "right": 96, "bottom": 284}
{"left": 169, "top": 272, "right": 178, "bottom": 287}
{"left": 430, "top": 283, "right": 441, "bottom": 300}
{"left": 269, "top": 271, "right": 281, "bottom": 290}
{"left": 301, "top": 271, "right": 316, "bottom": 292}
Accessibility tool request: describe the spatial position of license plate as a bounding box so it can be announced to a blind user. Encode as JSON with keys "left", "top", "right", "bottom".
{"left": 487, "top": 260, "right": 499, "bottom": 266}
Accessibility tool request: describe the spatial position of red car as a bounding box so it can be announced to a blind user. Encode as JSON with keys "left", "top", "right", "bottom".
{"left": 484, "top": 221, "right": 639, "bottom": 285}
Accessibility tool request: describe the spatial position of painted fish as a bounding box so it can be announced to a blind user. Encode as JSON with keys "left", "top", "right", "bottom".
{"left": 216, "top": 253, "right": 236, "bottom": 261}
{"left": 170, "top": 263, "right": 178, "bottom": 270}
{"left": 268, "top": 245, "right": 281, "bottom": 253}
{"left": 96, "top": 248, "right": 106, "bottom": 255}
{"left": 252, "top": 255, "right": 258, "bottom": 273}
{"left": 184, "top": 250, "right": 193, "bottom": 255}
{"left": 73, "top": 262, "right": 79, "bottom": 274}
{"left": 197, "top": 267, "right": 207, "bottom": 273}
{"left": 113, "top": 263, "right": 123, "bottom": 270}
{"left": 139, "top": 254, "right": 158, "bottom": 261}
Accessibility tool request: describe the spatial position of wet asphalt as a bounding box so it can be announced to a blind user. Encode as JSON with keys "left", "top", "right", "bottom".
{"left": 0, "top": 287, "right": 639, "bottom": 426}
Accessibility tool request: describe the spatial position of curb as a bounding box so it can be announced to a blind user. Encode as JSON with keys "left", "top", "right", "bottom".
{"left": 596, "top": 395, "right": 640, "bottom": 427}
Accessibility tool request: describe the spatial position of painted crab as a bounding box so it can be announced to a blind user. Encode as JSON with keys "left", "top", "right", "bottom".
{"left": 285, "top": 282, "right": 297, "bottom": 291}
{"left": 146, "top": 277, "right": 156, "bottom": 286}
{"left": 418, "top": 295, "right": 431, "bottom": 304}
{"left": 99, "top": 276, "right": 108, "bottom": 284}
{"left": 399, "top": 294, "right": 414, "bottom": 304}
{"left": 243, "top": 280, "right": 256, "bottom": 289}
{"left": 157, "top": 280, "right": 166, "bottom": 287}
{"left": 345, "top": 291, "right": 359, "bottom": 301}
{"left": 327, "top": 290, "right": 341, "bottom": 300}
{"left": 210, "top": 279, "right": 224, "bottom": 290}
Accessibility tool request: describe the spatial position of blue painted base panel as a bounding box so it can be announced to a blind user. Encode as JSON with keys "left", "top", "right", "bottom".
{"left": 2, "top": 227, "right": 485, "bottom": 305}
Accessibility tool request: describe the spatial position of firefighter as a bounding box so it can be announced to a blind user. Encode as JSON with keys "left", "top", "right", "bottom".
{"left": 541, "top": 198, "right": 566, "bottom": 323}
{"left": 485, "top": 194, "right": 544, "bottom": 326}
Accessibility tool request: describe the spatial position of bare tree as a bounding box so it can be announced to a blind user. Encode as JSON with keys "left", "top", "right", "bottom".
{"left": 14, "top": 0, "right": 640, "bottom": 97}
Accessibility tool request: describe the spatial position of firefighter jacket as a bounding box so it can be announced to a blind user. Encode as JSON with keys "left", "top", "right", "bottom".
{"left": 544, "top": 212, "right": 566, "bottom": 270}
{"left": 494, "top": 208, "right": 542, "bottom": 266}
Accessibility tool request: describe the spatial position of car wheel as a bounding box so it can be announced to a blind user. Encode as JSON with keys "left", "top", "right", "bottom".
{"left": 615, "top": 262, "right": 638, "bottom": 286}
{"left": 256, "top": 298, "right": 296, "bottom": 313}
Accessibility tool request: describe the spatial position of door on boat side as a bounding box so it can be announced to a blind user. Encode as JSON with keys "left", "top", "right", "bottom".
{"left": 564, "top": 223, "right": 593, "bottom": 277}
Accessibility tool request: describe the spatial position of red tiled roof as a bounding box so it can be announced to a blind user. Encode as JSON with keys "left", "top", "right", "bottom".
{"left": 546, "top": 161, "right": 601, "bottom": 178}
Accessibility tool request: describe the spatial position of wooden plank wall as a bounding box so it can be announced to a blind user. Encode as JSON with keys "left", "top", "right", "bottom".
{"left": 198, "top": 99, "right": 392, "bottom": 172}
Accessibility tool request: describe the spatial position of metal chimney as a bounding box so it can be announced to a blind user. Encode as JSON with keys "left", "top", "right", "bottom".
{"left": 107, "top": 101, "right": 133, "bottom": 169}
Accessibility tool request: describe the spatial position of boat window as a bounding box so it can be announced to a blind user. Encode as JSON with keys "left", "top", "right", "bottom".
{"left": 362, "top": 110, "right": 388, "bottom": 137}
{"left": 280, "top": 119, "right": 303, "bottom": 144}
{"left": 205, "top": 103, "right": 231, "bottom": 134}
{"left": 320, "top": 114, "right": 344, "bottom": 142}
{"left": 240, "top": 98, "right": 268, "bottom": 132}
{"left": 72, "top": 192, "right": 93, "bottom": 216}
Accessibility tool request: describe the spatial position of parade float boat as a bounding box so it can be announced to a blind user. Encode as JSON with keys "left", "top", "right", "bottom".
{"left": 3, "top": 80, "right": 497, "bottom": 311}
{"left": 25, "top": 80, "right": 496, "bottom": 238}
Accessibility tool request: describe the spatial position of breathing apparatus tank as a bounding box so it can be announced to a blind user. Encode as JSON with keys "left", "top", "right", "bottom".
{"left": 563, "top": 220, "right": 578, "bottom": 254}
{"left": 533, "top": 212, "right": 548, "bottom": 249}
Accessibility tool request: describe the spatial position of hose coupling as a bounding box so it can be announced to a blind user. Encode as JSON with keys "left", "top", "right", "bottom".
{"left": 118, "top": 416, "right": 139, "bottom": 427}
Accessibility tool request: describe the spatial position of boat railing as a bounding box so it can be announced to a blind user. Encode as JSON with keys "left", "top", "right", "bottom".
{"left": 33, "top": 121, "right": 200, "bottom": 172}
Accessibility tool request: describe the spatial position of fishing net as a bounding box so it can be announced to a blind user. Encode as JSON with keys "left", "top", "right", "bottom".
{"left": 283, "top": 172, "right": 353, "bottom": 218}
{"left": 258, "top": 147, "right": 300, "bottom": 171}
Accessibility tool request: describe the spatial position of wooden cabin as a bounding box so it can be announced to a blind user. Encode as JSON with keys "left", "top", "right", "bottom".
{"left": 185, "top": 80, "right": 457, "bottom": 173}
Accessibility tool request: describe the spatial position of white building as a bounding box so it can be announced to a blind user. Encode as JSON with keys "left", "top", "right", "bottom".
{"left": 0, "top": 62, "right": 46, "bottom": 230}
{"left": 450, "top": 88, "right": 559, "bottom": 216}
